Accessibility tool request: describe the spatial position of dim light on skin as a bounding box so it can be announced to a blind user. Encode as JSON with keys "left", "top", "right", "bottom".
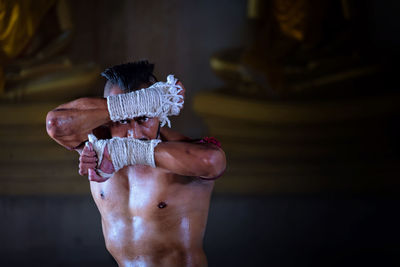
{"left": 132, "top": 216, "right": 145, "bottom": 242}
{"left": 45, "top": 66, "right": 225, "bottom": 266}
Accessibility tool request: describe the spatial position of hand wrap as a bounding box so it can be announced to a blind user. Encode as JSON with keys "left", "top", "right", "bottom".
{"left": 88, "top": 134, "right": 161, "bottom": 178}
{"left": 107, "top": 75, "right": 183, "bottom": 127}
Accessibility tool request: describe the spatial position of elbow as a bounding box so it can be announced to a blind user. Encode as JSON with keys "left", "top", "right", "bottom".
{"left": 45, "top": 110, "right": 81, "bottom": 150}
{"left": 46, "top": 111, "right": 59, "bottom": 138}
{"left": 200, "top": 149, "right": 226, "bottom": 179}
{"left": 45, "top": 111, "right": 70, "bottom": 138}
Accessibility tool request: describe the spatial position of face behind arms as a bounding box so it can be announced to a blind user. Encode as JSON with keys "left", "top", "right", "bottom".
{"left": 104, "top": 84, "right": 161, "bottom": 141}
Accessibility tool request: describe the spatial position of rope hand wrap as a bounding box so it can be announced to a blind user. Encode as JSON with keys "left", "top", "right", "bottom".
{"left": 87, "top": 134, "right": 161, "bottom": 178}
{"left": 107, "top": 75, "right": 183, "bottom": 127}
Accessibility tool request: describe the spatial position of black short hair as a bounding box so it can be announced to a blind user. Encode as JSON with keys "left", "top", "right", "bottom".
{"left": 101, "top": 60, "right": 158, "bottom": 93}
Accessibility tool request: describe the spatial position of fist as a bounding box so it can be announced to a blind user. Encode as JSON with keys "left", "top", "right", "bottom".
{"left": 79, "top": 143, "right": 115, "bottom": 182}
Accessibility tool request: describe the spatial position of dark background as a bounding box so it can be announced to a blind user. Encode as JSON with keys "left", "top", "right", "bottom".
{"left": 1, "top": 0, "right": 400, "bottom": 266}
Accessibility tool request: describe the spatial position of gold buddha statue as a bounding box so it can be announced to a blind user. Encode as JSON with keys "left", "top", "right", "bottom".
{"left": 0, "top": 0, "right": 99, "bottom": 101}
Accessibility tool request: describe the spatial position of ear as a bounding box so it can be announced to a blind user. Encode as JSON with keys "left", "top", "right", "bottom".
{"left": 176, "top": 80, "right": 185, "bottom": 108}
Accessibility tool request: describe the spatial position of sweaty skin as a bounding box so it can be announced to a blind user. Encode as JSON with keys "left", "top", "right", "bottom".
{"left": 46, "top": 83, "right": 226, "bottom": 267}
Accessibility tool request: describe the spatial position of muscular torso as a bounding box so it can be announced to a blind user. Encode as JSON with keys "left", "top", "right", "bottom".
{"left": 45, "top": 83, "right": 226, "bottom": 266}
{"left": 90, "top": 165, "right": 214, "bottom": 267}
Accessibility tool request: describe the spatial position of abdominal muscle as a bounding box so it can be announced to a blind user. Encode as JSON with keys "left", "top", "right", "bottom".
{"left": 90, "top": 165, "right": 214, "bottom": 267}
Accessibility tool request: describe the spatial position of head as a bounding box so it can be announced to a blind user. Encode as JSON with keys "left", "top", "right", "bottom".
{"left": 101, "top": 61, "right": 160, "bottom": 140}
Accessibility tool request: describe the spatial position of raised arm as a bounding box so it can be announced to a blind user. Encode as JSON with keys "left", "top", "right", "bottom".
{"left": 154, "top": 140, "right": 226, "bottom": 179}
{"left": 81, "top": 132, "right": 226, "bottom": 182}
{"left": 46, "top": 97, "right": 110, "bottom": 150}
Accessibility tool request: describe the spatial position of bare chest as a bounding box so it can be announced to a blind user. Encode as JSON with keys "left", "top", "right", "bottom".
{"left": 90, "top": 165, "right": 213, "bottom": 218}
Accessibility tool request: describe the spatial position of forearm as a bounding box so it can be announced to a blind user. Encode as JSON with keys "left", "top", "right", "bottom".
{"left": 154, "top": 142, "right": 226, "bottom": 178}
{"left": 46, "top": 97, "right": 109, "bottom": 149}
{"left": 87, "top": 135, "right": 226, "bottom": 181}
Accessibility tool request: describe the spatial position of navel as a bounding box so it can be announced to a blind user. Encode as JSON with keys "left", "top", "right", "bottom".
{"left": 100, "top": 191, "right": 105, "bottom": 199}
{"left": 157, "top": 201, "right": 167, "bottom": 209}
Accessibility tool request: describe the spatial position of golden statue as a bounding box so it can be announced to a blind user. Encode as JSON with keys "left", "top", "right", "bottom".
{"left": 0, "top": 0, "right": 99, "bottom": 101}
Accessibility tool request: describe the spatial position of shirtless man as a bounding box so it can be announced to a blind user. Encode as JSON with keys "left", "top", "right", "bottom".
{"left": 46, "top": 61, "right": 226, "bottom": 266}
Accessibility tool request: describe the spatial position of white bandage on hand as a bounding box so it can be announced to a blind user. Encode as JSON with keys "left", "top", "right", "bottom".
{"left": 107, "top": 74, "right": 183, "bottom": 128}
{"left": 88, "top": 134, "right": 161, "bottom": 178}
